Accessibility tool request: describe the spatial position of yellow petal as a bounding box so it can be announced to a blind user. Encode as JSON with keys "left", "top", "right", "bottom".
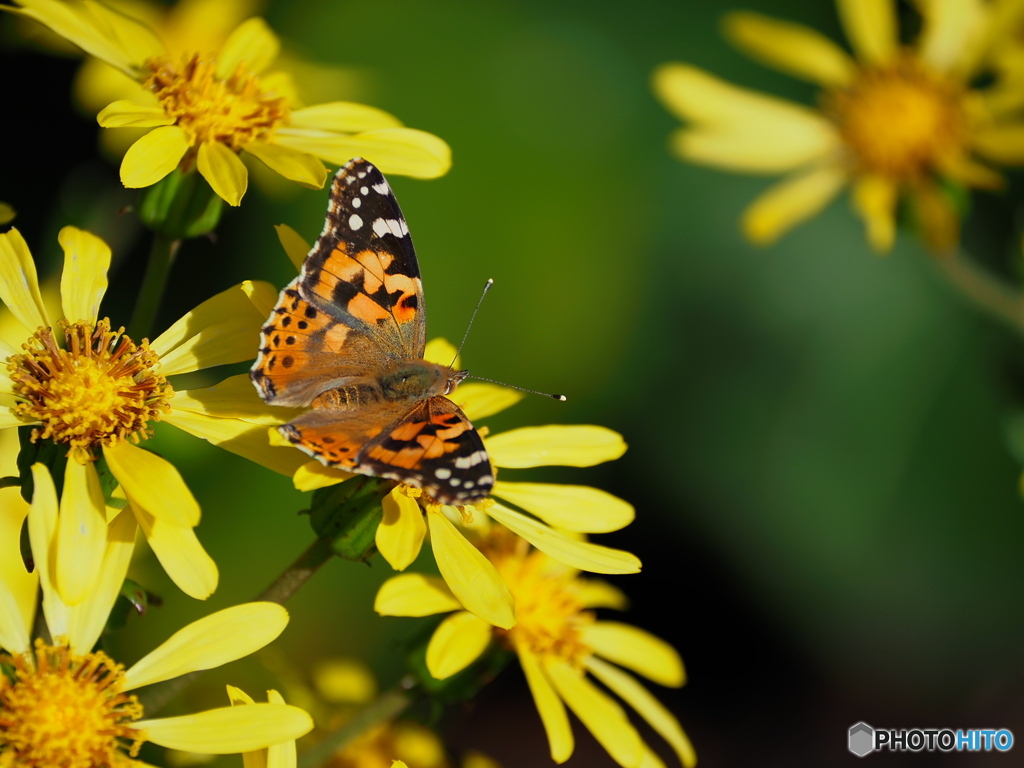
{"left": 123, "top": 603, "right": 288, "bottom": 690}
{"left": 266, "top": 692, "right": 298, "bottom": 768}
{"left": 171, "top": 373, "right": 300, "bottom": 424}
{"left": 972, "top": 122, "right": 1024, "bottom": 164}
{"left": 424, "top": 337, "right": 458, "bottom": 367}
{"left": 228, "top": 685, "right": 257, "bottom": 706}
{"left": 289, "top": 102, "right": 403, "bottom": 132}
{"left": 427, "top": 510, "right": 515, "bottom": 629}
{"left": 836, "top": 0, "right": 897, "bottom": 66}
{"left": 0, "top": 227, "right": 49, "bottom": 331}
{"left": 274, "top": 127, "right": 451, "bottom": 179}
{"left": 105, "top": 440, "right": 199, "bottom": 526}
{"left": 939, "top": 154, "right": 1003, "bottom": 190}
{"left": 58, "top": 226, "right": 110, "bottom": 325}
{"left": 121, "top": 126, "right": 190, "bottom": 188}
{"left": 742, "top": 164, "right": 847, "bottom": 245}
{"left": 198, "top": 141, "right": 248, "bottom": 206}
{"left": 586, "top": 657, "right": 696, "bottom": 768}
{"left": 582, "top": 622, "right": 685, "bottom": 687}
{"left": 852, "top": 175, "right": 897, "bottom": 253}
{"left": 67, "top": 507, "right": 136, "bottom": 654}
{"left": 425, "top": 610, "right": 492, "bottom": 679}
{"left": 152, "top": 281, "right": 272, "bottom": 372}
{"left": 215, "top": 17, "right": 280, "bottom": 79}
{"left": 313, "top": 659, "right": 377, "bottom": 703}
{"left": 163, "top": 409, "right": 309, "bottom": 476}
{"left": 670, "top": 124, "right": 837, "bottom": 174}
{"left": 137, "top": 703, "right": 312, "bottom": 753}
{"left": 519, "top": 649, "right": 573, "bottom": 763}
{"left": 0, "top": 408, "right": 30, "bottom": 429}
{"left": 97, "top": 100, "right": 175, "bottom": 128}
{"left": 487, "top": 503, "right": 640, "bottom": 575}
{"left": 26, "top": 464, "right": 68, "bottom": 645}
{"left": 544, "top": 659, "right": 643, "bottom": 768}
{"left": 131, "top": 501, "right": 218, "bottom": 600}
{"left": 376, "top": 487, "right": 426, "bottom": 571}
{"left": 578, "top": 579, "right": 629, "bottom": 610}
{"left": 451, "top": 383, "right": 524, "bottom": 422}
{"left": 374, "top": 573, "right": 463, "bottom": 617}
{"left": 56, "top": 460, "right": 107, "bottom": 606}
{"left": 243, "top": 278, "right": 280, "bottom": 318}
{"left": 275, "top": 224, "right": 311, "bottom": 270}
{"left": 12, "top": 0, "right": 163, "bottom": 75}
{"left": 292, "top": 461, "right": 352, "bottom": 491}
{"left": 244, "top": 142, "right": 327, "bottom": 189}
{"left": 494, "top": 481, "right": 634, "bottom": 533}
{"left": 723, "top": 11, "right": 854, "bottom": 86}
{"left": 652, "top": 62, "right": 829, "bottom": 130}
{"left": 918, "top": 0, "right": 982, "bottom": 73}
{"left": 0, "top": 203, "right": 14, "bottom": 224}
{"left": 486, "top": 425, "right": 626, "bottom": 468}
{"left": 0, "top": 468, "right": 33, "bottom": 654}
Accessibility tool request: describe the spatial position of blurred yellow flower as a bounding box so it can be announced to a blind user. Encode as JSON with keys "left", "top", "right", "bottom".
{"left": 376, "top": 530, "right": 694, "bottom": 768}
{"left": 9, "top": 0, "right": 451, "bottom": 205}
{"left": 0, "top": 226, "right": 306, "bottom": 601}
{"left": 0, "top": 204, "right": 14, "bottom": 225}
{"left": 0, "top": 467, "right": 313, "bottom": 767}
{"left": 654, "top": 0, "right": 1024, "bottom": 252}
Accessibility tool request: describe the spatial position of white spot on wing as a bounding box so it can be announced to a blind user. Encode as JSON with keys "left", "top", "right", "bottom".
{"left": 361, "top": 186, "right": 369, "bottom": 195}
{"left": 373, "top": 181, "right": 390, "bottom": 195}
{"left": 349, "top": 214, "right": 363, "bottom": 230}
{"left": 435, "top": 468, "right": 452, "bottom": 479}
{"left": 372, "top": 218, "right": 408, "bottom": 238}
{"left": 352, "top": 197, "right": 361, "bottom": 208}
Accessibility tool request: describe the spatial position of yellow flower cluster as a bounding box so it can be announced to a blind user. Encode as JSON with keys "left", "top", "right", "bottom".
{"left": 0, "top": 2, "right": 697, "bottom": 767}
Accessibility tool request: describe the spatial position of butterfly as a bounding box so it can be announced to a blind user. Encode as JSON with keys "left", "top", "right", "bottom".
{"left": 250, "top": 158, "right": 494, "bottom": 505}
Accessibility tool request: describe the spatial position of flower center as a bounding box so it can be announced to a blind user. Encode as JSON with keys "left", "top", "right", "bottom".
{"left": 492, "top": 540, "right": 592, "bottom": 665}
{"left": 826, "top": 57, "right": 968, "bottom": 182}
{"left": 8, "top": 320, "right": 172, "bottom": 461}
{"left": 0, "top": 641, "right": 145, "bottom": 768}
{"left": 143, "top": 53, "right": 289, "bottom": 150}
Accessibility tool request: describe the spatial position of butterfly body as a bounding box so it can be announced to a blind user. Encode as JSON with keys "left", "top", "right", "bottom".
{"left": 252, "top": 158, "right": 494, "bottom": 504}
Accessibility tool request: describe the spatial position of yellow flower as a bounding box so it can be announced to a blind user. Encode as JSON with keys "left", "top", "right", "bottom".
{"left": 70, "top": 0, "right": 365, "bottom": 170}
{"left": 9, "top": 0, "right": 451, "bottom": 205}
{"left": 0, "top": 226, "right": 306, "bottom": 601}
{"left": 0, "top": 464, "right": 314, "bottom": 768}
{"left": 653, "top": 0, "right": 1024, "bottom": 252}
{"left": 376, "top": 530, "right": 694, "bottom": 768}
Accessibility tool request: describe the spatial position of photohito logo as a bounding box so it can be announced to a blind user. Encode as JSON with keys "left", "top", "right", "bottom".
{"left": 848, "top": 723, "right": 1013, "bottom": 757}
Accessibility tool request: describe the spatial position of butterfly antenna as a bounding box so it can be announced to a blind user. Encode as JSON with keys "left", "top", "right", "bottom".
{"left": 451, "top": 278, "right": 494, "bottom": 367}
{"left": 466, "top": 374, "right": 567, "bottom": 401}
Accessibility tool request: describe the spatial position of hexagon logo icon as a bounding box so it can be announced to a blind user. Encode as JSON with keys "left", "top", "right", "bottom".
{"left": 849, "top": 722, "right": 875, "bottom": 757}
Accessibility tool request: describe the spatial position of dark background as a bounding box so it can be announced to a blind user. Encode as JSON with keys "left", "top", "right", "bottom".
{"left": 5, "top": 0, "right": 1024, "bottom": 765}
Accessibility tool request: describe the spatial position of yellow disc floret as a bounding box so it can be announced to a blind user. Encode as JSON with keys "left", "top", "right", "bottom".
{"left": 143, "top": 54, "right": 289, "bottom": 150}
{"left": 827, "top": 56, "right": 969, "bottom": 182}
{"left": 490, "top": 534, "right": 593, "bottom": 666}
{"left": 8, "top": 319, "right": 172, "bottom": 461}
{"left": 0, "top": 641, "right": 144, "bottom": 768}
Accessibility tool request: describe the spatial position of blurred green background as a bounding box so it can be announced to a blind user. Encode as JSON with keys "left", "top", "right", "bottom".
{"left": 7, "top": 0, "right": 1024, "bottom": 765}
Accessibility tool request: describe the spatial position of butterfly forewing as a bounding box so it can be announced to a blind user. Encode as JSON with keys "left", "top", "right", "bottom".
{"left": 298, "top": 159, "right": 425, "bottom": 359}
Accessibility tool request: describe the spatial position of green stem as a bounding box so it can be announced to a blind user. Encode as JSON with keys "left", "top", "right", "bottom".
{"left": 298, "top": 684, "right": 416, "bottom": 768}
{"left": 139, "top": 537, "right": 336, "bottom": 714}
{"left": 935, "top": 251, "right": 1024, "bottom": 338}
{"left": 258, "top": 535, "right": 336, "bottom": 604}
{"left": 130, "top": 234, "right": 180, "bottom": 341}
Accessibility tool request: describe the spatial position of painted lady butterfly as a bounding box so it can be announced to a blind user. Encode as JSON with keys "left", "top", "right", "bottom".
{"left": 251, "top": 158, "right": 494, "bottom": 504}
